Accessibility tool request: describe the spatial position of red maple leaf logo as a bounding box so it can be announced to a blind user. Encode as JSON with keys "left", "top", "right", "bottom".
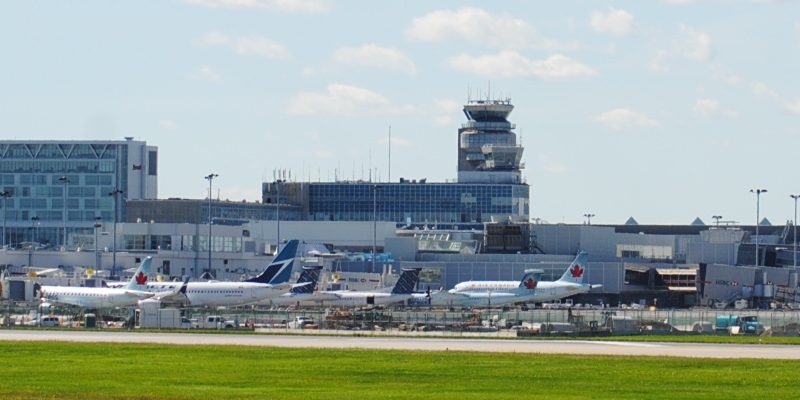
{"left": 135, "top": 272, "right": 147, "bottom": 285}
{"left": 524, "top": 278, "right": 538, "bottom": 290}
{"left": 570, "top": 264, "right": 584, "bottom": 278}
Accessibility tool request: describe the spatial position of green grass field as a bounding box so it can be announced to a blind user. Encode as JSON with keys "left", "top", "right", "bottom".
{"left": 0, "top": 341, "right": 797, "bottom": 400}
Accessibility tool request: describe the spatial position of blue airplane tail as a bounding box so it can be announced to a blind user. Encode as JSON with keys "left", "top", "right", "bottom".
{"left": 245, "top": 240, "right": 299, "bottom": 284}
{"left": 518, "top": 269, "right": 543, "bottom": 290}
{"left": 558, "top": 251, "right": 588, "bottom": 283}
{"left": 391, "top": 268, "right": 421, "bottom": 295}
{"left": 290, "top": 266, "right": 322, "bottom": 294}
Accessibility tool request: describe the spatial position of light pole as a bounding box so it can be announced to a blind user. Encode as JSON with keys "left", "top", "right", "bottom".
{"left": 712, "top": 215, "right": 723, "bottom": 227}
{"left": 0, "top": 191, "right": 11, "bottom": 248}
{"left": 108, "top": 188, "right": 123, "bottom": 278}
{"left": 94, "top": 217, "right": 102, "bottom": 269}
{"left": 791, "top": 195, "right": 800, "bottom": 267}
{"left": 275, "top": 179, "right": 284, "bottom": 248}
{"left": 750, "top": 189, "right": 767, "bottom": 266}
{"left": 583, "top": 213, "right": 595, "bottom": 225}
{"left": 371, "top": 185, "right": 380, "bottom": 274}
{"left": 29, "top": 216, "right": 39, "bottom": 266}
{"left": 205, "top": 173, "right": 218, "bottom": 276}
{"left": 58, "top": 176, "right": 70, "bottom": 250}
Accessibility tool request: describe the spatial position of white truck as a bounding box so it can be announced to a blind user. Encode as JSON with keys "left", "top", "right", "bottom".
{"left": 288, "top": 316, "right": 315, "bottom": 329}
{"left": 194, "top": 315, "right": 237, "bottom": 330}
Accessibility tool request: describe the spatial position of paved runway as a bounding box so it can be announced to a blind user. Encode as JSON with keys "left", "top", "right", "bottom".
{"left": 1, "top": 330, "right": 798, "bottom": 359}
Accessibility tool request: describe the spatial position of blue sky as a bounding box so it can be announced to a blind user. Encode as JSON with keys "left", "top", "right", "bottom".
{"left": 1, "top": 0, "right": 798, "bottom": 225}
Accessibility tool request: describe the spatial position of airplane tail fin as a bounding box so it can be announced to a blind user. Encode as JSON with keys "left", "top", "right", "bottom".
{"left": 518, "top": 269, "right": 543, "bottom": 290}
{"left": 245, "top": 240, "right": 299, "bottom": 284}
{"left": 290, "top": 266, "right": 322, "bottom": 294}
{"left": 558, "top": 251, "right": 588, "bottom": 284}
{"left": 125, "top": 257, "right": 153, "bottom": 290}
{"left": 391, "top": 268, "right": 421, "bottom": 295}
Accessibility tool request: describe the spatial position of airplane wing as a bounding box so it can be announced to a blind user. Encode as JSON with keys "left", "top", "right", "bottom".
{"left": 273, "top": 282, "right": 311, "bottom": 291}
{"left": 151, "top": 278, "right": 191, "bottom": 305}
{"left": 124, "top": 290, "right": 155, "bottom": 299}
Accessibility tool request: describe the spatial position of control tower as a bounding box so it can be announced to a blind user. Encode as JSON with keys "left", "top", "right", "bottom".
{"left": 457, "top": 98, "right": 524, "bottom": 184}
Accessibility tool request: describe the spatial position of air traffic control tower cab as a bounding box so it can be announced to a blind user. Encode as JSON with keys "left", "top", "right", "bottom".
{"left": 457, "top": 98, "right": 524, "bottom": 184}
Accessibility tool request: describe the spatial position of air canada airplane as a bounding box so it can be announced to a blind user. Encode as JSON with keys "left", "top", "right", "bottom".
{"left": 39, "top": 257, "right": 168, "bottom": 309}
{"left": 424, "top": 268, "right": 543, "bottom": 308}
{"left": 301, "top": 268, "right": 422, "bottom": 307}
{"left": 142, "top": 240, "right": 308, "bottom": 307}
{"left": 530, "top": 251, "right": 602, "bottom": 303}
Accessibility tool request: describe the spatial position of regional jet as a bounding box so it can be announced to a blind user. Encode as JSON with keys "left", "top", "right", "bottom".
{"left": 301, "top": 267, "right": 421, "bottom": 307}
{"left": 260, "top": 265, "right": 338, "bottom": 307}
{"left": 142, "top": 240, "right": 308, "bottom": 307}
{"left": 424, "top": 268, "right": 543, "bottom": 308}
{"left": 530, "top": 251, "right": 602, "bottom": 303}
{"left": 40, "top": 257, "right": 161, "bottom": 309}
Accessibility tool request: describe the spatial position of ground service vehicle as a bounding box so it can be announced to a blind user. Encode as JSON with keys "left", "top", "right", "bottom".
{"left": 714, "top": 315, "right": 764, "bottom": 335}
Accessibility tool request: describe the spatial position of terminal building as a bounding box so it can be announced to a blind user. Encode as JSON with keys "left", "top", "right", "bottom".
{"left": 0, "top": 138, "right": 156, "bottom": 249}
{"left": 2, "top": 99, "right": 800, "bottom": 308}
{"left": 261, "top": 98, "right": 529, "bottom": 225}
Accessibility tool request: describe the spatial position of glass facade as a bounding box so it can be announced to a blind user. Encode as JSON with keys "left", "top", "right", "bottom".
{"left": 126, "top": 199, "right": 303, "bottom": 224}
{"left": 307, "top": 182, "right": 529, "bottom": 224}
{"left": 0, "top": 140, "right": 154, "bottom": 248}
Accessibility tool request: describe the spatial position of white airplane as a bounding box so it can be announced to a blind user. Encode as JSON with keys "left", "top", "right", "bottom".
{"left": 300, "top": 268, "right": 421, "bottom": 307}
{"left": 531, "top": 251, "right": 602, "bottom": 303}
{"left": 39, "top": 257, "right": 167, "bottom": 309}
{"left": 422, "top": 268, "right": 543, "bottom": 308}
{"left": 260, "top": 266, "right": 338, "bottom": 307}
{"left": 141, "top": 240, "right": 308, "bottom": 307}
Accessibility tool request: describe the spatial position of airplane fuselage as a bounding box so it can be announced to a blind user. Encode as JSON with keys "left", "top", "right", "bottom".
{"left": 41, "top": 286, "right": 153, "bottom": 309}
{"left": 261, "top": 292, "right": 339, "bottom": 307}
{"left": 143, "top": 281, "right": 292, "bottom": 307}
{"left": 530, "top": 281, "right": 590, "bottom": 303}
{"left": 302, "top": 291, "right": 414, "bottom": 307}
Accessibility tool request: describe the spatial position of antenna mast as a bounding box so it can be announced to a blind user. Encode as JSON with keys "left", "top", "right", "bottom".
{"left": 388, "top": 125, "right": 392, "bottom": 183}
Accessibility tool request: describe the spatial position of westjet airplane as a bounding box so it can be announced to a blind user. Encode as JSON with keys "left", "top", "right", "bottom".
{"left": 530, "top": 251, "right": 602, "bottom": 303}
{"left": 143, "top": 240, "right": 307, "bottom": 307}
{"left": 301, "top": 267, "right": 421, "bottom": 307}
{"left": 424, "top": 268, "right": 543, "bottom": 308}
{"left": 40, "top": 257, "right": 164, "bottom": 309}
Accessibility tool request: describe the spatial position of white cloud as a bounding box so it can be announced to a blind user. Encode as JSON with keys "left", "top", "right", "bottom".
{"left": 233, "top": 36, "right": 290, "bottom": 59}
{"left": 333, "top": 44, "right": 416, "bottom": 74}
{"left": 593, "top": 108, "right": 658, "bottom": 130}
{"left": 195, "top": 31, "right": 230, "bottom": 46}
{"left": 301, "top": 67, "right": 317, "bottom": 77}
{"left": 189, "top": 65, "right": 223, "bottom": 82}
{"left": 159, "top": 120, "right": 178, "bottom": 130}
{"left": 431, "top": 99, "right": 461, "bottom": 126}
{"left": 678, "top": 25, "right": 712, "bottom": 61}
{"left": 694, "top": 98, "right": 738, "bottom": 118}
{"left": 752, "top": 82, "right": 800, "bottom": 114}
{"left": 694, "top": 98, "right": 719, "bottom": 115}
{"left": 449, "top": 51, "right": 596, "bottom": 80}
{"left": 183, "top": 0, "right": 330, "bottom": 13}
{"left": 287, "top": 84, "right": 414, "bottom": 116}
{"left": 661, "top": 0, "right": 698, "bottom": 3}
{"left": 590, "top": 9, "right": 634, "bottom": 36}
{"left": 195, "top": 32, "right": 290, "bottom": 60}
{"left": 406, "top": 7, "right": 568, "bottom": 50}
{"left": 649, "top": 25, "right": 712, "bottom": 71}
